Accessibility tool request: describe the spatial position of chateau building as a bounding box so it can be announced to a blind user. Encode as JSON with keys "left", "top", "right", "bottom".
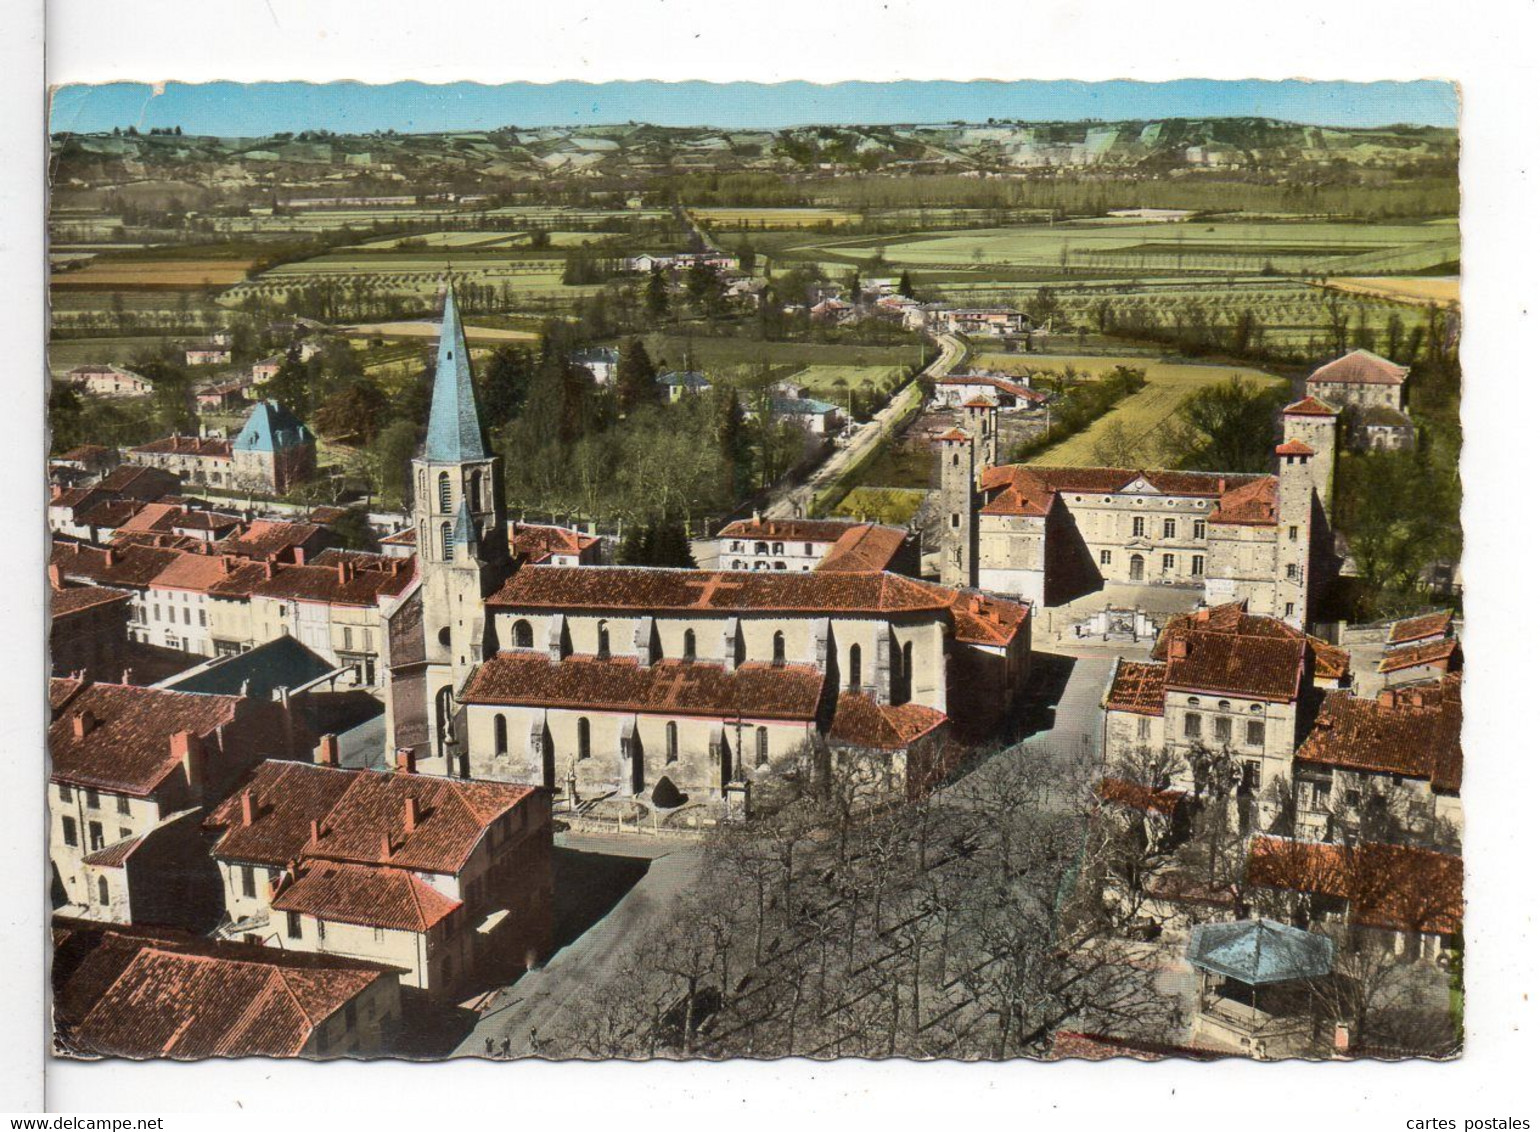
{"left": 381, "top": 287, "right": 1034, "bottom": 808}
{"left": 938, "top": 396, "right": 1337, "bottom": 629}
{"left": 125, "top": 400, "right": 316, "bottom": 495}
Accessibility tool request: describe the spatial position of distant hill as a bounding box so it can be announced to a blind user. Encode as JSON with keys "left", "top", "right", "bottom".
{"left": 49, "top": 117, "right": 1457, "bottom": 193}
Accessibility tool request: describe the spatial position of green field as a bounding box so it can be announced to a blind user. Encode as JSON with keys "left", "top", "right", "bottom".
{"left": 828, "top": 486, "right": 927, "bottom": 525}
{"left": 47, "top": 336, "right": 174, "bottom": 377}
{"left": 979, "top": 353, "right": 1286, "bottom": 467}
{"left": 785, "top": 364, "right": 907, "bottom": 402}
{"left": 793, "top": 218, "right": 1458, "bottom": 276}
{"left": 639, "top": 337, "right": 924, "bottom": 376}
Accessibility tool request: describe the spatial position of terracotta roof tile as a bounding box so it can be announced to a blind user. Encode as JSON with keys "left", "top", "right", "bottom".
{"left": 1246, "top": 835, "right": 1463, "bottom": 936}
{"left": 1387, "top": 610, "right": 1456, "bottom": 646}
{"left": 1307, "top": 349, "right": 1410, "bottom": 387}
{"left": 51, "top": 583, "right": 132, "bottom": 621}
{"left": 249, "top": 558, "right": 413, "bottom": 607}
{"left": 510, "top": 522, "right": 599, "bottom": 564}
{"left": 219, "top": 519, "right": 324, "bottom": 561}
{"left": 1164, "top": 629, "right": 1305, "bottom": 702}
{"left": 52, "top": 539, "right": 183, "bottom": 590}
{"left": 464, "top": 652, "right": 826, "bottom": 722}
{"left": 49, "top": 679, "right": 244, "bottom": 796}
{"left": 1156, "top": 603, "right": 1347, "bottom": 682}
{"left": 130, "top": 435, "right": 233, "bottom": 458}
{"left": 72, "top": 943, "right": 388, "bottom": 1058}
{"left": 978, "top": 465, "right": 1268, "bottom": 519}
{"left": 828, "top": 693, "right": 947, "bottom": 749}
{"left": 1293, "top": 674, "right": 1462, "bottom": 792}
{"left": 1378, "top": 637, "right": 1462, "bottom": 674}
{"left": 1275, "top": 438, "right": 1316, "bottom": 457}
{"left": 938, "top": 586, "right": 1030, "bottom": 646}
{"left": 1095, "top": 776, "right": 1188, "bottom": 817}
{"left": 273, "top": 861, "right": 461, "bottom": 932}
{"left": 1209, "top": 477, "right": 1279, "bottom": 526}
{"left": 207, "top": 760, "right": 536, "bottom": 875}
{"left": 1105, "top": 660, "right": 1167, "bottom": 716}
{"left": 81, "top": 832, "right": 145, "bottom": 868}
{"left": 718, "top": 517, "right": 864, "bottom": 543}
{"left": 488, "top": 566, "right": 952, "bottom": 617}
{"left": 1283, "top": 396, "right": 1340, "bottom": 417}
{"left": 817, "top": 525, "right": 907, "bottom": 573}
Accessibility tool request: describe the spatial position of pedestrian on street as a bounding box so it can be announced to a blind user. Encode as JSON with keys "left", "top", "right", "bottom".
{"left": 484, "top": 1036, "right": 494, "bottom": 1055}
{"left": 501, "top": 1037, "right": 512, "bottom": 1059}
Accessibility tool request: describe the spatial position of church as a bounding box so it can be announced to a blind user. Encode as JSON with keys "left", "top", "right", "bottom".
{"left": 381, "top": 288, "right": 1034, "bottom": 807}
{"left": 936, "top": 393, "right": 1339, "bottom": 629}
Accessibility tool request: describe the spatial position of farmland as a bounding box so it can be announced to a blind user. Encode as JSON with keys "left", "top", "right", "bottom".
{"left": 690, "top": 207, "right": 863, "bottom": 230}
{"left": 971, "top": 353, "right": 1287, "bottom": 467}
{"left": 1321, "top": 276, "right": 1460, "bottom": 307}
{"left": 50, "top": 259, "right": 254, "bottom": 289}
{"left": 784, "top": 363, "right": 908, "bottom": 402}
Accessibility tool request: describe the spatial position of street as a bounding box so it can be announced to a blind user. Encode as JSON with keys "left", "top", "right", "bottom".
{"left": 764, "top": 333, "right": 965, "bottom": 520}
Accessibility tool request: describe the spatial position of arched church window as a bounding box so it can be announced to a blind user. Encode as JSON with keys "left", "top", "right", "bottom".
{"left": 438, "top": 472, "right": 452, "bottom": 513}
{"left": 440, "top": 522, "right": 454, "bottom": 560}
{"left": 513, "top": 619, "right": 534, "bottom": 649}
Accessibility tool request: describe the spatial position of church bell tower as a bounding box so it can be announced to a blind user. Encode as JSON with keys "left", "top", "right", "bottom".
{"left": 411, "top": 282, "right": 512, "bottom": 774}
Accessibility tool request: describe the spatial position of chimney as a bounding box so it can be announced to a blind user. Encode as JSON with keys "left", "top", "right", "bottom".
{"left": 294, "top": 547, "right": 306, "bottom": 565}
{"left": 1194, "top": 607, "right": 1210, "bottom": 623}
{"left": 48, "top": 563, "right": 62, "bottom": 589}
{"left": 1378, "top": 688, "right": 1396, "bottom": 709}
{"left": 395, "top": 747, "right": 416, "bottom": 775}
{"left": 103, "top": 547, "right": 118, "bottom": 567}
{"left": 263, "top": 561, "right": 275, "bottom": 580}
{"left": 315, "top": 733, "right": 340, "bottom": 767}
{"left": 240, "top": 790, "right": 255, "bottom": 826}
{"left": 404, "top": 795, "right": 421, "bottom": 833}
{"left": 1170, "top": 637, "right": 1189, "bottom": 660}
{"left": 221, "top": 555, "right": 235, "bottom": 575}
{"left": 752, "top": 508, "right": 763, "bottom": 525}
{"left": 336, "top": 559, "right": 350, "bottom": 585}
{"left": 171, "top": 731, "right": 203, "bottom": 792}
{"left": 379, "top": 832, "right": 393, "bottom": 859}
{"left": 309, "top": 818, "right": 323, "bottom": 843}
{"left": 120, "top": 667, "right": 134, "bottom": 685}
{"left": 71, "top": 709, "right": 96, "bottom": 739}
{"left": 1410, "top": 691, "right": 1425, "bottom": 708}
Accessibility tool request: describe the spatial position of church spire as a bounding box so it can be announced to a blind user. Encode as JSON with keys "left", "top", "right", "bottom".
{"left": 424, "top": 281, "right": 489, "bottom": 462}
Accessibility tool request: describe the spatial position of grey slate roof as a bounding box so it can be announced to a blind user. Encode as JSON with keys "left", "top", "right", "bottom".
{"left": 233, "top": 401, "right": 315, "bottom": 454}
{"left": 1186, "top": 919, "right": 1334, "bottom": 986}
{"left": 424, "top": 284, "right": 489, "bottom": 463}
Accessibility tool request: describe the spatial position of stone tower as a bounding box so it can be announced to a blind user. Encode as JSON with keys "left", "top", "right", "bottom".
{"left": 412, "top": 282, "right": 512, "bottom": 775}
{"left": 1273, "top": 438, "right": 1317, "bottom": 630}
{"left": 1281, "top": 396, "right": 1339, "bottom": 522}
{"left": 938, "top": 427, "right": 977, "bottom": 588}
{"left": 961, "top": 397, "right": 999, "bottom": 471}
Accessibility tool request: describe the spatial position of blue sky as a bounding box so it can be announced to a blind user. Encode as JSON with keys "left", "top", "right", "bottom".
{"left": 48, "top": 79, "right": 1458, "bottom": 136}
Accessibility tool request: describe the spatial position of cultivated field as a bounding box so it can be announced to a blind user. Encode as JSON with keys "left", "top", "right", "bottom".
{"left": 971, "top": 352, "right": 1287, "bottom": 467}
{"left": 341, "top": 321, "right": 538, "bottom": 343}
{"left": 828, "top": 486, "right": 926, "bottom": 525}
{"left": 1321, "top": 276, "right": 1460, "bottom": 307}
{"left": 690, "top": 207, "right": 863, "bottom": 230}
{"left": 50, "top": 259, "right": 254, "bottom": 289}
{"left": 785, "top": 364, "right": 907, "bottom": 402}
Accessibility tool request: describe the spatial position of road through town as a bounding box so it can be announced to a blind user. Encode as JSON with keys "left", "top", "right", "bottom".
{"left": 764, "top": 333, "right": 966, "bottom": 520}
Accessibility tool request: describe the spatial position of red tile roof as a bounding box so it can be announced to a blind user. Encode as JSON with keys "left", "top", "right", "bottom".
{"left": 1049, "top": 1031, "right": 1222, "bottom": 1062}
{"left": 935, "top": 375, "right": 1046, "bottom": 403}
{"left": 1378, "top": 637, "right": 1462, "bottom": 674}
{"left": 1208, "top": 476, "right": 1279, "bottom": 526}
{"left": 1095, "top": 777, "right": 1188, "bottom": 817}
{"left": 1156, "top": 603, "right": 1349, "bottom": 683}
{"left": 76, "top": 499, "right": 146, "bottom": 530}
{"left": 1274, "top": 439, "right": 1316, "bottom": 457}
{"left": 49, "top": 679, "right": 242, "bottom": 796}
{"left": 97, "top": 465, "right": 180, "bottom": 497}
{"left": 56, "top": 444, "right": 114, "bottom": 463}
{"left": 1387, "top": 610, "right": 1456, "bottom": 646}
{"left": 464, "top": 653, "right": 826, "bottom": 722}
{"left": 82, "top": 832, "right": 146, "bottom": 869}
{"left": 817, "top": 524, "right": 907, "bottom": 573}
{"left": 72, "top": 943, "right": 388, "bottom": 1058}
{"left": 718, "top": 517, "right": 865, "bottom": 543}
{"left": 510, "top": 522, "right": 599, "bottom": 564}
{"left": 940, "top": 587, "right": 1030, "bottom": 646}
{"left": 1307, "top": 349, "right": 1410, "bottom": 387}
{"left": 52, "top": 539, "right": 183, "bottom": 590}
{"left": 148, "top": 550, "right": 271, "bottom": 597}
{"left": 1283, "top": 396, "right": 1340, "bottom": 417}
{"left": 1163, "top": 627, "right": 1305, "bottom": 702}
{"left": 51, "top": 583, "right": 132, "bottom": 621}
{"left": 1293, "top": 674, "right": 1462, "bottom": 792}
{"left": 207, "top": 760, "right": 537, "bottom": 875}
{"left": 219, "top": 519, "right": 324, "bottom": 561}
{"left": 936, "top": 428, "right": 970, "bottom": 443}
{"left": 1104, "top": 660, "right": 1167, "bottom": 716}
{"left": 977, "top": 465, "right": 1270, "bottom": 519}
{"left": 828, "top": 693, "right": 947, "bottom": 750}
{"left": 249, "top": 557, "right": 413, "bottom": 607}
{"left": 115, "top": 502, "right": 186, "bottom": 535}
{"left": 1246, "top": 835, "right": 1463, "bottom": 936}
{"left": 273, "top": 861, "right": 461, "bottom": 932}
{"left": 130, "top": 435, "right": 234, "bottom": 458}
{"left": 488, "top": 566, "right": 953, "bottom": 617}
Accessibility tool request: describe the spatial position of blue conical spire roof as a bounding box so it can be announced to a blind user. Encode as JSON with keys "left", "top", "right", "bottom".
{"left": 453, "top": 497, "right": 478, "bottom": 553}
{"left": 424, "top": 282, "right": 489, "bottom": 462}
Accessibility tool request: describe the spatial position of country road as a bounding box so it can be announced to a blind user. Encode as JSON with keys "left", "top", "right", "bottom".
{"left": 764, "top": 332, "right": 966, "bottom": 520}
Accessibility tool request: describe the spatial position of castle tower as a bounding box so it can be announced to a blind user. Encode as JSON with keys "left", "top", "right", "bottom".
{"left": 961, "top": 397, "right": 999, "bottom": 476}
{"left": 1281, "top": 396, "right": 1339, "bottom": 522}
{"left": 412, "top": 283, "right": 512, "bottom": 774}
{"left": 1273, "top": 438, "right": 1317, "bottom": 630}
{"left": 938, "top": 428, "right": 977, "bottom": 588}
